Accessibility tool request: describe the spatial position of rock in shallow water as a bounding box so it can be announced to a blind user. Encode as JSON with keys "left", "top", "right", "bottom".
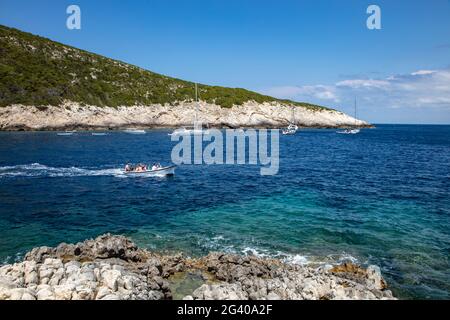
{"left": 0, "top": 234, "right": 396, "bottom": 300}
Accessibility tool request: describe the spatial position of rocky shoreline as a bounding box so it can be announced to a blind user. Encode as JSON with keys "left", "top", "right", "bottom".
{"left": 0, "top": 234, "right": 395, "bottom": 300}
{"left": 0, "top": 101, "right": 371, "bottom": 131}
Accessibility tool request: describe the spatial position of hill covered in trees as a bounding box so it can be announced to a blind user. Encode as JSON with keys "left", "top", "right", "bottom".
{"left": 0, "top": 25, "right": 331, "bottom": 111}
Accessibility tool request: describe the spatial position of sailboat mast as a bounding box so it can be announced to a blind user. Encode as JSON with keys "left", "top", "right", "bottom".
{"left": 194, "top": 83, "right": 198, "bottom": 124}
{"left": 292, "top": 107, "right": 295, "bottom": 124}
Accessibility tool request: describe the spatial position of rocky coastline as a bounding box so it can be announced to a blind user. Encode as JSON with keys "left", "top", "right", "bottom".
{"left": 0, "top": 234, "right": 395, "bottom": 300}
{"left": 0, "top": 101, "right": 371, "bottom": 131}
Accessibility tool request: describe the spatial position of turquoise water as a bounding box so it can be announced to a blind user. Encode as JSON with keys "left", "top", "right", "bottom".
{"left": 0, "top": 125, "right": 449, "bottom": 299}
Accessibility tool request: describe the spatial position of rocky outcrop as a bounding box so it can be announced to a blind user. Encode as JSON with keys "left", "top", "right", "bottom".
{"left": 183, "top": 253, "right": 394, "bottom": 300}
{"left": 1, "top": 235, "right": 171, "bottom": 300}
{"left": 0, "top": 234, "right": 394, "bottom": 300}
{"left": 0, "top": 100, "right": 370, "bottom": 131}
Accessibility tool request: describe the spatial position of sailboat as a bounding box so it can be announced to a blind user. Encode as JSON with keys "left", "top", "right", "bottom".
{"left": 169, "top": 83, "right": 206, "bottom": 136}
{"left": 282, "top": 107, "right": 298, "bottom": 135}
{"left": 337, "top": 98, "right": 360, "bottom": 134}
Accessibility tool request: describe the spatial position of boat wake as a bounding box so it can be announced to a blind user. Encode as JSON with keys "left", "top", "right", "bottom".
{"left": 0, "top": 163, "right": 140, "bottom": 178}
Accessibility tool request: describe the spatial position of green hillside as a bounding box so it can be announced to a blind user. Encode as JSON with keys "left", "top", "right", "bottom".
{"left": 0, "top": 25, "right": 330, "bottom": 110}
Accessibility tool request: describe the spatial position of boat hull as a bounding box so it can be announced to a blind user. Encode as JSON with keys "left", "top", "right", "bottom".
{"left": 124, "top": 165, "right": 176, "bottom": 176}
{"left": 169, "top": 129, "right": 209, "bottom": 136}
{"left": 124, "top": 129, "right": 146, "bottom": 134}
{"left": 337, "top": 129, "right": 360, "bottom": 134}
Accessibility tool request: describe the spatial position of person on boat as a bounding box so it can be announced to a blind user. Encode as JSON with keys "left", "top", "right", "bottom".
{"left": 140, "top": 164, "right": 148, "bottom": 172}
{"left": 151, "top": 163, "right": 162, "bottom": 171}
{"left": 125, "top": 164, "right": 132, "bottom": 172}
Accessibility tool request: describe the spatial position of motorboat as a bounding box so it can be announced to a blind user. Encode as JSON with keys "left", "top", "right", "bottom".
{"left": 57, "top": 130, "right": 76, "bottom": 136}
{"left": 124, "top": 164, "right": 176, "bottom": 176}
{"left": 91, "top": 132, "right": 108, "bottom": 136}
{"left": 169, "top": 126, "right": 206, "bottom": 136}
{"left": 337, "top": 128, "right": 360, "bottom": 134}
{"left": 123, "top": 128, "right": 146, "bottom": 134}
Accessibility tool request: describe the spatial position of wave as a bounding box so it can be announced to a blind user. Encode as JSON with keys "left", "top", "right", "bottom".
{"left": 1, "top": 251, "right": 24, "bottom": 265}
{"left": 0, "top": 163, "right": 127, "bottom": 178}
{"left": 199, "top": 234, "right": 360, "bottom": 267}
{"left": 244, "top": 249, "right": 360, "bottom": 267}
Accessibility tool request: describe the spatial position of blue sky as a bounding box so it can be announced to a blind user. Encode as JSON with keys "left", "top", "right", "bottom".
{"left": 1, "top": 0, "right": 450, "bottom": 123}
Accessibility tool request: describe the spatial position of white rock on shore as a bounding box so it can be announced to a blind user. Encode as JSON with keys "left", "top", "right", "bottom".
{"left": 0, "top": 234, "right": 395, "bottom": 300}
{"left": 0, "top": 100, "right": 369, "bottom": 131}
{"left": 0, "top": 258, "right": 161, "bottom": 300}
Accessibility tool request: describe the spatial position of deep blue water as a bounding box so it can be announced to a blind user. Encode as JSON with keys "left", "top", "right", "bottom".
{"left": 0, "top": 125, "right": 449, "bottom": 299}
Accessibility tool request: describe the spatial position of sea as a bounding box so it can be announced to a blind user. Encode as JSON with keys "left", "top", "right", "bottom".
{"left": 0, "top": 124, "right": 449, "bottom": 299}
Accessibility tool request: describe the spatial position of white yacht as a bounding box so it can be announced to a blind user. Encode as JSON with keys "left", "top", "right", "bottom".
{"left": 337, "top": 128, "right": 360, "bottom": 134}
{"left": 282, "top": 123, "right": 298, "bottom": 135}
{"left": 337, "top": 98, "right": 360, "bottom": 135}
{"left": 123, "top": 128, "right": 146, "bottom": 134}
{"left": 57, "top": 130, "right": 77, "bottom": 136}
{"left": 169, "top": 83, "right": 208, "bottom": 136}
{"left": 282, "top": 107, "right": 298, "bottom": 135}
{"left": 169, "top": 126, "right": 204, "bottom": 136}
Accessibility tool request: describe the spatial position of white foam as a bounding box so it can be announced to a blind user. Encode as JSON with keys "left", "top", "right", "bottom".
{"left": 0, "top": 163, "right": 125, "bottom": 178}
{"left": 333, "top": 253, "right": 359, "bottom": 264}
{"left": 198, "top": 235, "right": 360, "bottom": 267}
{"left": 199, "top": 235, "right": 236, "bottom": 253}
{"left": 282, "top": 254, "right": 309, "bottom": 265}
{"left": 242, "top": 246, "right": 272, "bottom": 258}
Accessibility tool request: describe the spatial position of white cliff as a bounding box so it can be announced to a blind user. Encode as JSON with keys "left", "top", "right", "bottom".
{"left": 0, "top": 100, "right": 369, "bottom": 131}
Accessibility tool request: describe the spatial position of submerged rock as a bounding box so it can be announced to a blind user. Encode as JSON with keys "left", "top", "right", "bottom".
{"left": 0, "top": 234, "right": 395, "bottom": 300}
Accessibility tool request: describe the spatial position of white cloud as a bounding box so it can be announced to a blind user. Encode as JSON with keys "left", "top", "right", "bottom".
{"left": 411, "top": 70, "right": 436, "bottom": 76}
{"left": 336, "top": 79, "right": 390, "bottom": 89}
{"left": 262, "top": 68, "right": 450, "bottom": 110}
{"left": 264, "top": 85, "right": 339, "bottom": 102}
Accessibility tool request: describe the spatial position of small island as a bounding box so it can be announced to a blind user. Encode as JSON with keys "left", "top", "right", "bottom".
{"left": 0, "top": 25, "right": 369, "bottom": 131}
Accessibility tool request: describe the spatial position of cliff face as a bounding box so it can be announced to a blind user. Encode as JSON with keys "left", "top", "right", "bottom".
{"left": 0, "top": 101, "right": 368, "bottom": 131}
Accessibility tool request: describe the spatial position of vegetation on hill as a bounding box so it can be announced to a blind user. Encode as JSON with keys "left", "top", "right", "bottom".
{"left": 0, "top": 25, "right": 331, "bottom": 111}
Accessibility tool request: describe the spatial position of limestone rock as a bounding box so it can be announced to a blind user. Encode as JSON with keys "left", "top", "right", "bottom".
{"left": 0, "top": 101, "right": 370, "bottom": 131}
{"left": 192, "top": 284, "right": 248, "bottom": 300}
{"left": 102, "top": 269, "right": 121, "bottom": 291}
{"left": 0, "top": 234, "right": 395, "bottom": 300}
